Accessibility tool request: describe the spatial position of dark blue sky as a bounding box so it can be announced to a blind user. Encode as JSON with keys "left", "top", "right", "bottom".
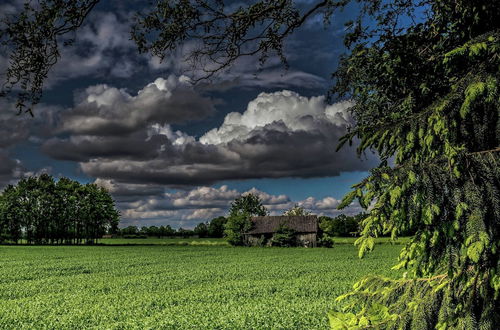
{"left": 0, "top": 0, "right": 376, "bottom": 228}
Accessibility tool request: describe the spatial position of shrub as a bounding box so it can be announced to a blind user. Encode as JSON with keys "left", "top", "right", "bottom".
{"left": 270, "top": 224, "right": 297, "bottom": 247}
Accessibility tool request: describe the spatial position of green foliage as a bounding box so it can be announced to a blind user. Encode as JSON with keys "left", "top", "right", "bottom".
{"left": 0, "top": 174, "right": 119, "bottom": 245}
{"left": 208, "top": 216, "right": 227, "bottom": 238}
{"left": 121, "top": 226, "right": 139, "bottom": 236}
{"left": 270, "top": 224, "right": 297, "bottom": 247}
{"left": 228, "top": 193, "right": 268, "bottom": 218}
{"left": 224, "top": 193, "right": 267, "bottom": 246}
{"left": 224, "top": 212, "right": 253, "bottom": 246}
{"left": 319, "top": 214, "right": 365, "bottom": 238}
{"left": 0, "top": 244, "right": 401, "bottom": 329}
{"left": 193, "top": 222, "right": 209, "bottom": 238}
{"left": 332, "top": 1, "right": 500, "bottom": 328}
{"left": 283, "top": 204, "right": 311, "bottom": 216}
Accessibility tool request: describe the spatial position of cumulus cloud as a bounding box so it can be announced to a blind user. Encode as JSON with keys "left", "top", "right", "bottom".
{"left": 52, "top": 89, "right": 377, "bottom": 186}
{"left": 106, "top": 183, "right": 362, "bottom": 228}
{"left": 57, "top": 76, "right": 215, "bottom": 135}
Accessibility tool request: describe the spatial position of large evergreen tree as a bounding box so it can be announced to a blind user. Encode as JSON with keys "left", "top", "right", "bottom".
{"left": 328, "top": 2, "right": 500, "bottom": 328}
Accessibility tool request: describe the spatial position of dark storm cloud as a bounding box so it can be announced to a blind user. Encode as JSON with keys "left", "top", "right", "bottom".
{"left": 0, "top": 100, "right": 60, "bottom": 148}
{"left": 42, "top": 132, "right": 169, "bottom": 162}
{"left": 0, "top": 149, "right": 25, "bottom": 189}
{"left": 0, "top": 100, "right": 61, "bottom": 188}
{"left": 58, "top": 76, "right": 215, "bottom": 136}
{"left": 0, "top": 150, "right": 19, "bottom": 176}
{"left": 51, "top": 89, "right": 378, "bottom": 187}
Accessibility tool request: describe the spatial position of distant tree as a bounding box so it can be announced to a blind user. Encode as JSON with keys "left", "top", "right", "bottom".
{"left": 224, "top": 193, "right": 267, "bottom": 246}
{"left": 208, "top": 216, "right": 227, "bottom": 238}
{"left": 139, "top": 226, "right": 149, "bottom": 236}
{"left": 121, "top": 226, "right": 138, "bottom": 236}
{"left": 177, "top": 228, "right": 194, "bottom": 238}
{"left": 159, "top": 225, "right": 174, "bottom": 238}
{"left": 319, "top": 214, "right": 363, "bottom": 238}
{"left": 147, "top": 226, "right": 160, "bottom": 237}
{"left": 193, "top": 222, "right": 208, "bottom": 238}
{"left": 0, "top": 185, "right": 21, "bottom": 243}
{"left": 283, "top": 204, "right": 310, "bottom": 216}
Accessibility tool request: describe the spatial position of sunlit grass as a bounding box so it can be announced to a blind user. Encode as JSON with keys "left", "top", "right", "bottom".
{"left": 0, "top": 244, "right": 402, "bottom": 329}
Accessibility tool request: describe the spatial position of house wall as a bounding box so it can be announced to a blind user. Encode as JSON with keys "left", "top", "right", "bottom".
{"left": 296, "top": 233, "right": 317, "bottom": 248}
{"left": 245, "top": 233, "right": 317, "bottom": 247}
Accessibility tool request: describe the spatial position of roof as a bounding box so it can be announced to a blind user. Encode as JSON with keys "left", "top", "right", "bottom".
{"left": 245, "top": 216, "right": 318, "bottom": 235}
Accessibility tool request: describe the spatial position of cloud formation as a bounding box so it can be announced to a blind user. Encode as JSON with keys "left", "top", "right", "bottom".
{"left": 99, "top": 181, "right": 362, "bottom": 228}
{"left": 43, "top": 86, "right": 377, "bottom": 186}
{"left": 58, "top": 76, "right": 214, "bottom": 135}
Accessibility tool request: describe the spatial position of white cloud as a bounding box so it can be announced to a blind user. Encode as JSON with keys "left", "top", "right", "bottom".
{"left": 112, "top": 183, "right": 362, "bottom": 228}
{"left": 200, "top": 90, "right": 353, "bottom": 144}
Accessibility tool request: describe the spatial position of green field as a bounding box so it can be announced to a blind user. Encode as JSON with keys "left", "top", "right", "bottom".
{"left": 98, "top": 236, "right": 411, "bottom": 246}
{"left": 100, "top": 237, "right": 230, "bottom": 246}
{"left": 0, "top": 244, "right": 402, "bottom": 329}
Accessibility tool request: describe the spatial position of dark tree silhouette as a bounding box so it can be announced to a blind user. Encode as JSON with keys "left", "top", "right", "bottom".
{"left": 0, "top": 174, "right": 119, "bottom": 244}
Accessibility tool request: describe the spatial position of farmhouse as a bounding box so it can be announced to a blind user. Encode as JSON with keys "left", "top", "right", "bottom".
{"left": 244, "top": 215, "right": 318, "bottom": 247}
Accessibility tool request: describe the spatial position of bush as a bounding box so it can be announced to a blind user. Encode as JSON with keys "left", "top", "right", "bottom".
{"left": 270, "top": 224, "right": 297, "bottom": 247}
{"left": 317, "top": 235, "right": 335, "bottom": 248}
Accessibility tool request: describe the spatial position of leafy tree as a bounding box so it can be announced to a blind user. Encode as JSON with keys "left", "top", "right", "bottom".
{"left": 0, "top": 185, "right": 21, "bottom": 243}
{"left": 228, "top": 193, "right": 268, "bottom": 218}
{"left": 207, "top": 216, "right": 227, "bottom": 238}
{"left": 139, "top": 226, "right": 149, "bottom": 235}
{"left": 224, "top": 193, "right": 267, "bottom": 246}
{"left": 0, "top": 175, "right": 119, "bottom": 244}
{"left": 194, "top": 222, "right": 209, "bottom": 238}
{"left": 283, "top": 204, "right": 310, "bottom": 216}
{"left": 147, "top": 226, "right": 160, "bottom": 237}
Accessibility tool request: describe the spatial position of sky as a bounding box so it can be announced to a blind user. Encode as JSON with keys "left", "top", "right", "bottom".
{"left": 0, "top": 0, "right": 378, "bottom": 228}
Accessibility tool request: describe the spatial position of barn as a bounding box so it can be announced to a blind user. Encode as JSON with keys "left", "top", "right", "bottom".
{"left": 244, "top": 215, "right": 318, "bottom": 247}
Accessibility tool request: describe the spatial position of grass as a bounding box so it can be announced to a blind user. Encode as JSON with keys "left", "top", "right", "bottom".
{"left": 98, "top": 236, "right": 411, "bottom": 246}
{"left": 0, "top": 243, "right": 403, "bottom": 329}
{"left": 99, "top": 237, "right": 230, "bottom": 246}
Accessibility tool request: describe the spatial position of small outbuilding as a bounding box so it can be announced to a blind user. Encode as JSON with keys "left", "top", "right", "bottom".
{"left": 244, "top": 215, "right": 318, "bottom": 247}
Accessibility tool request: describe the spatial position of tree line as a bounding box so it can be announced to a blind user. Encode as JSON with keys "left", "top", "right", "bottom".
{"left": 118, "top": 216, "right": 227, "bottom": 239}
{"left": 0, "top": 174, "right": 120, "bottom": 245}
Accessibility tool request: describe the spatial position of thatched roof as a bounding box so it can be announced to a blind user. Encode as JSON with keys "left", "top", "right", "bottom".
{"left": 245, "top": 216, "right": 318, "bottom": 235}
